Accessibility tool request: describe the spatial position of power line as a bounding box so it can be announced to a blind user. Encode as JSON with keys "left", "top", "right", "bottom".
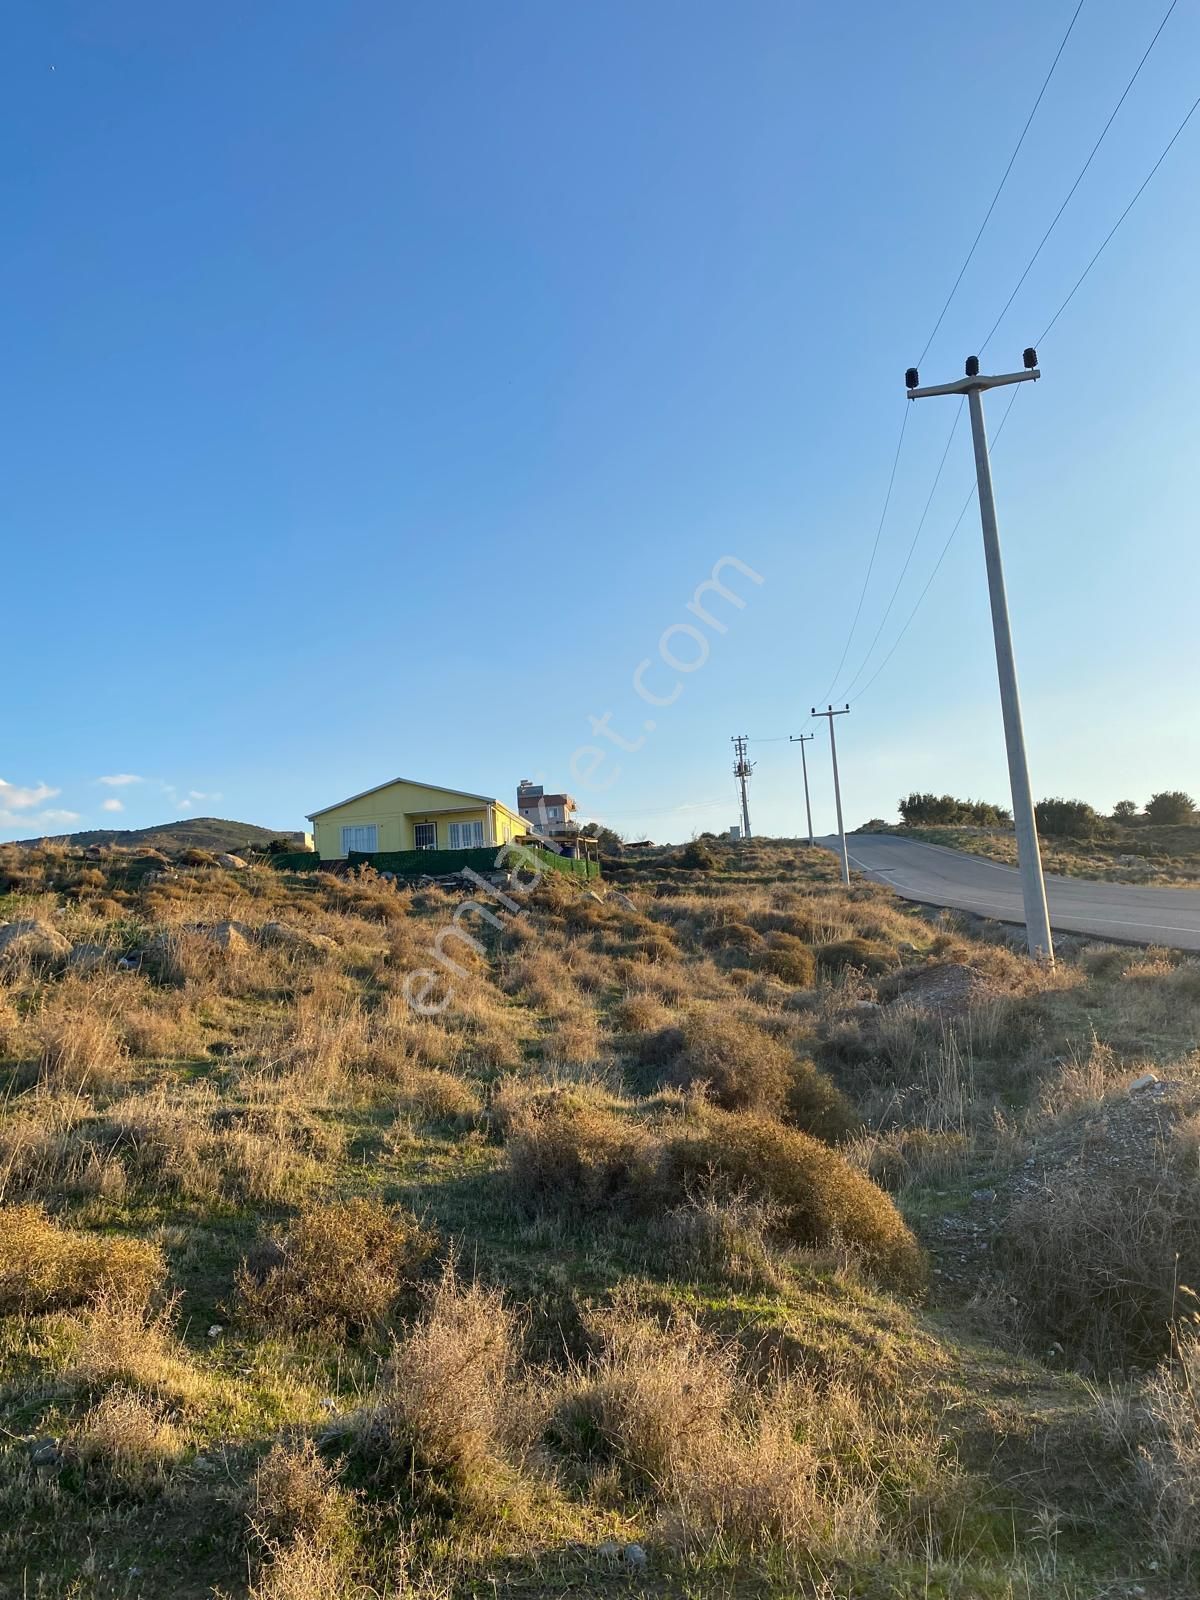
{"left": 839, "top": 401, "right": 965, "bottom": 700}
{"left": 916, "top": 0, "right": 1087, "bottom": 368}
{"left": 817, "top": 405, "right": 909, "bottom": 704}
{"left": 979, "top": 0, "right": 1180, "bottom": 356}
{"left": 852, "top": 385, "right": 1024, "bottom": 704}
{"left": 1038, "top": 86, "right": 1200, "bottom": 343}
{"left": 823, "top": 3, "right": 1087, "bottom": 708}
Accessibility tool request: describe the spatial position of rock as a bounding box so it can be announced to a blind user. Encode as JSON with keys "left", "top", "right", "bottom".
{"left": 1129, "top": 1072, "right": 1159, "bottom": 1094}
{"left": 216, "top": 853, "right": 247, "bottom": 870}
{"left": 0, "top": 920, "right": 72, "bottom": 965}
{"left": 260, "top": 921, "right": 337, "bottom": 955}
{"left": 609, "top": 891, "right": 637, "bottom": 912}
{"left": 584, "top": 890, "right": 604, "bottom": 903}
{"left": 116, "top": 952, "right": 144, "bottom": 972}
{"left": 596, "top": 1541, "right": 620, "bottom": 1561}
{"left": 202, "top": 921, "right": 252, "bottom": 953}
{"left": 623, "top": 1543, "right": 648, "bottom": 1570}
{"left": 28, "top": 1437, "right": 61, "bottom": 1470}
{"left": 134, "top": 849, "right": 171, "bottom": 867}
{"left": 67, "top": 942, "right": 113, "bottom": 974}
{"left": 207, "top": 1325, "right": 223, "bottom": 1339}
{"left": 971, "top": 1188, "right": 997, "bottom": 1204}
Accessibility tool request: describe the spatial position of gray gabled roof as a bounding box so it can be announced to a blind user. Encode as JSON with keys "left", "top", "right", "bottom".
{"left": 307, "top": 775, "right": 499, "bottom": 821}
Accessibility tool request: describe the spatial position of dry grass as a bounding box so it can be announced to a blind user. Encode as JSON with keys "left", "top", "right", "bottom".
{"left": 0, "top": 1204, "right": 165, "bottom": 1315}
{"left": 993, "top": 1159, "right": 1200, "bottom": 1369}
{"left": 1, "top": 839, "right": 1193, "bottom": 1594}
{"left": 66, "top": 1386, "right": 184, "bottom": 1496}
{"left": 67, "top": 1293, "right": 208, "bottom": 1408}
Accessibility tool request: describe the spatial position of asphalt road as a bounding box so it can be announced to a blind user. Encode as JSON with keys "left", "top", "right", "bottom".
{"left": 816, "top": 832, "right": 1200, "bottom": 951}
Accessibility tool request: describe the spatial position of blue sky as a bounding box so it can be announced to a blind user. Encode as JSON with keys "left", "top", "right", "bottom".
{"left": 3, "top": 1, "right": 1198, "bottom": 843}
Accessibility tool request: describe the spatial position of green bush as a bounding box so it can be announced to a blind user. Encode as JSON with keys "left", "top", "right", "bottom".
{"left": 678, "top": 840, "right": 718, "bottom": 871}
{"left": 898, "top": 793, "right": 1010, "bottom": 826}
{"left": 757, "top": 933, "right": 817, "bottom": 986}
{"left": 1146, "top": 791, "right": 1196, "bottom": 825}
{"left": 1035, "top": 797, "right": 1103, "bottom": 838}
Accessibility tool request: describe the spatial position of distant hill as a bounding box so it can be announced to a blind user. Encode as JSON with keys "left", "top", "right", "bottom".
{"left": 12, "top": 816, "right": 305, "bottom": 853}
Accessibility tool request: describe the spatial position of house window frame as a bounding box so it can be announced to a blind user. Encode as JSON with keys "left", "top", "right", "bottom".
{"left": 341, "top": 823, "right": 378, "bottom": 855}
{"left": 448, "top": 820, "right": 485, "bottom": 849}
{"left": 413, "top": 822, "right": 438, "bottom": 851}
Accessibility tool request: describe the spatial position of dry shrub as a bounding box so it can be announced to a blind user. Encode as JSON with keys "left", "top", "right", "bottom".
{"left": 355, "top": 1266, "right": 518, "bottom": 1513}
{"left": 546, "top": 1307, "right": 945, "bottom": 1563}
{"left": 654, "top": 1009, "right": 856, "bottom": 1141}
{"left": 994, "top": 1162, "right": 1200, "bottom": 1369}
{"left": 666, "top": 1111, "right": 926, "bottom": 1294}
{"left": 66, "top": 1386, "right": 184, "bottom": 1497}
{"left": 236, "top": 1196, "right": 435, "bottom": 1336}
{"left": 395, "top": 1068, "right": 482, "bottom": 1129}
{"left": 248, "top": 1536, "right": 351, "bottom": 1600}
{"left": 817, "top": 938, "right": 895, "bottom": 976}
{"left": 612, "top": 992, "right": 674, "bottom": 1034}
{"left": 547, "top": 1306, "right": 737, "bottom": 1493}
{"left": 98, "top": 1089, "right": 216, "bottom": 1199}
{"left": 0, "top": 1205, "right": 165, "bottom": 1315}
{"left": 250, "top": 1439, "right": 352, "bottom": 1555}
{"left": 756, "top": 934, "right": 818, "bottom": 988}
{"left": 504, "top": 1092, "right": 660, "bottom": 1217}
{"left": 662, "top": 1387, "right": 878, "bottom": 1561}
{"left": 668, "top": 1008, "right": 793, "bottom": 1112}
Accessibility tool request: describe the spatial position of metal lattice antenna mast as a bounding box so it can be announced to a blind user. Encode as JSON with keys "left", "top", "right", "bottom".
{"left": 731, "top": 735, "right": 754, "bottom": 841}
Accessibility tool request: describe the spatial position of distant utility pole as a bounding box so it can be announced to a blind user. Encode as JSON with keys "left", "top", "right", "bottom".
{"left": 811, "top": 705, "right": 850, "bottom": 885}
{"left": 905, "top": 349, "right": 1053, "bottom": 963}
{"left": 789, "top": 732, "right": 815, "bottom": 847}
{"left": 731, "top": 735, "right": 754, "bottom": 840}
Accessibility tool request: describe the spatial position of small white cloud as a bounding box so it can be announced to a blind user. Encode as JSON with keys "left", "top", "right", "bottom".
{"left": 39, "top": 809, "right": 81, "bottom": 824}
{"left": 0, "top": 780, "right": 60, "bottom": 810}
{"left": 97, "top": 774, "right": 143, "bottom": 787}
{"left": 101, "top": 798, "right": 124, "bottom": 813}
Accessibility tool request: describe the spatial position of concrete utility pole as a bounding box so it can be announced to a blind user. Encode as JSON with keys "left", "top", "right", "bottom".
{"left": 789, "top": 732, "right": 815, "bottom": 846}
{"left": 731, "top": 735, "right": 754, "bottom": 841}
{"left": 811, "top": 705, "right": 850, "bottom": 885}
{"left": 905, "top": 350, "right": 1053, "bottom": 963}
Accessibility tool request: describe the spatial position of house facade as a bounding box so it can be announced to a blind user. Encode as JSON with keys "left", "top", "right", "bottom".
{"left": 308, "top": 777, "right": 529, "bottom": 860}
{"left": 516, "top": 780, "right": 578, "bottom": 837}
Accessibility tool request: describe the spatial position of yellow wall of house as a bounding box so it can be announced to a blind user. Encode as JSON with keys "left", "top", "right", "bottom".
{"left": 311, "top": 781, "right": 529, "bottom": 858}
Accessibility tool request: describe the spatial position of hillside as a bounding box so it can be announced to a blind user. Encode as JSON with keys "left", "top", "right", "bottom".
{"left": 1, "top": 837, "right": 1199, "bottom": 1595}
{"left": 13, "top": 816, "right": 304, "bottom": 854}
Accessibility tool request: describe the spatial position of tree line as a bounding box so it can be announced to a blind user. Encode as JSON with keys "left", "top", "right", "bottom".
{"left": 898, "top": 790, "right": 1197, "bottom": 837}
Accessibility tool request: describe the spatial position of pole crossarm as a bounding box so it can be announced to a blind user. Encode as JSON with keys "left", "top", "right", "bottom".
{"left": 907, "top": 368, "right": 1038, "bottom": 400}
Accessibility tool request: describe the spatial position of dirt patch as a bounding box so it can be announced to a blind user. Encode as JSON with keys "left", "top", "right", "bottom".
{"left": 886, "top": 962, "right": 996, "bottom": 1018}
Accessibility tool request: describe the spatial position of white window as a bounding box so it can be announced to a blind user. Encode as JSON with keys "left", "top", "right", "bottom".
{"left": 448, "top": 820, "right": 485, "bottom": 848}
{"left": 413, "top": 822, "right": 437, "bottom": 851}
{"left": 341, "top": 823, "right": 378, "bottom": 855}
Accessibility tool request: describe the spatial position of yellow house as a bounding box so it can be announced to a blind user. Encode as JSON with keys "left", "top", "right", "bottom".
{"left": 307, "top": 776, "right": 530, "bottom": 860}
